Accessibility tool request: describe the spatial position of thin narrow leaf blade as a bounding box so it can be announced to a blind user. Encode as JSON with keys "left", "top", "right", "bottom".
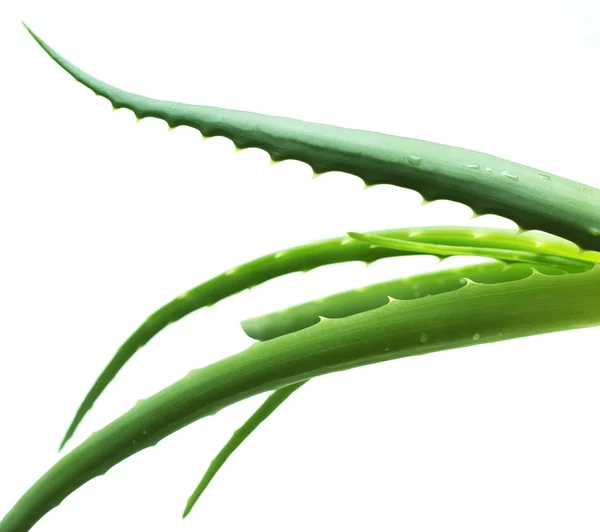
{"left": 182, "top": 381, "right": 306, "bottom": 518}
{"left": 347, "top": 231, "right": 594, "bottom": 271}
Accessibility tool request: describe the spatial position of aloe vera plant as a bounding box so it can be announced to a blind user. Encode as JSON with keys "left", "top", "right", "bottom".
{"left": 2, "top": 24, "right": 600, "bottom": 531}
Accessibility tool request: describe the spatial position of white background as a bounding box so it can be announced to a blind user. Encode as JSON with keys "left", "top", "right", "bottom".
{"left": 1, "top": 1, "right": 600, "bottom": 530}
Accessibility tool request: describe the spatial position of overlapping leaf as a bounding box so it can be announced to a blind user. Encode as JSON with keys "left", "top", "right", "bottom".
{"left": 3, "top": 25, "right": 600, "bottom": 532}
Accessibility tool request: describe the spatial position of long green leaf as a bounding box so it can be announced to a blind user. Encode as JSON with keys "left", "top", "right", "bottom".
{"left": 182, "top": 381, "right": 306, "bottom": 518}
{"left": 348, "top": 231, "right": 595, "bottom": 271}
{"left": 185, "top": 260, "right": 574, "bottom": 512}
{"left": 56, "top": 230, "right": 403, "bottom": 450}
{"left": 58, "top": 225, "right": 584, "bottom": 449}
{"left": 2, "top": 264, "right": 600, "bottom": 532}
{"left": 241, "top": 261, "right": 569, "bottom": 341}
{"left": 23, "top": 24, "right": 600, "bottom": 252}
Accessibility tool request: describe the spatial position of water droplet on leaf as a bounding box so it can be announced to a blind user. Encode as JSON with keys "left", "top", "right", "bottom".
{"left": 407, "top": 155, "right": 422, "bottom": 167}
{"left": 501, "top": 170, "right": 519, "bottom": 182}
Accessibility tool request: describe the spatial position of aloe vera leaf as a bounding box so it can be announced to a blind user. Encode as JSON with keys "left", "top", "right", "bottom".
{"left": 186, "top": 262, "right": 570, "bottom": 509}
{"left": 3, "top": 265, "right": 600, "bottom": 532}
{"left": 182, "top": 381, "right": 306, "bottom": 518}
{"left": 187, "top": 260, "right": 565, "bottom": 514}
{"left": 55, "top": 231, "right": 414, "bottom": 450}
{"left": 242, "top": 261, "right": 568, "bottom": 341}
{"left": 185, "top": 257, "right": 578, "bottom": 512}
{"left": 58, "top": 225, "right": 587, "bottom": 449}
{"left": 348, "top": 231, "right": 596, "bottom": 271}
{"left": 23, "top": 25, "right": 600, "bottom": 251}
{"left": 356, "top": 226, "right": 600, "bottom": 263}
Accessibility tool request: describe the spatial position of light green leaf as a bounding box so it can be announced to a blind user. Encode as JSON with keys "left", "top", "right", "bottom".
{"left": 3, "top": 264, "right": 600, "bottom": 531}
{"left": 182, "top": 381, "right": 306, "bottom": 518}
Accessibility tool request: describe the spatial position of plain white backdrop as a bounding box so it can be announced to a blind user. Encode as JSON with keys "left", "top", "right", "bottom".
{"left": 1, "top": 0, "right": 600, "bottom": 530}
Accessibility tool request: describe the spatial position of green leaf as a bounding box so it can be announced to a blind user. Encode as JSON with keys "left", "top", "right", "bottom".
{"left": 241, "top": 261, "right": 570, "bottom": 341}
{"left": 3, "top": 264, "right": 600, "bottom": 532}
{"left": 58, "top": 225, "right": 581, "bottom": 449}
{"left": 185, "top": 257, "right": 583, "bottom": 512}
{"left": 188, "top": 258, "right": 585, "bottom": 511}
{"left": 56, "top": 229, "right": 403, "bottom": 450}
{"left": 182, "top": 381, "right": 306, "bottom": 518}
{"left": 347, "top": 231, "right": 595, "bottom": 271}
{"left": 22, "top": 24, "right": 600, "bottom": 252}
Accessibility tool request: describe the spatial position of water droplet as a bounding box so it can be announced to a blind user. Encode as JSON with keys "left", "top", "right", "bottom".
{"left": 539, "top": 173, "right": 552, "bottom": 181}
{"left": 501, "top": 170, "right": 519, "bottom": 182}
{"left": 472, "top": 333, "right": 481, "bottom": 340}
{"left": 142, "top": 430, "right": 148, "bottom": 435}
{"left": 590, "top": 228, "right": 600, "bottom": 236}
{"left": 420, "top": 333, "right": 428, "bottom": 343}
{"left": 384, "top": 347, "right": 390, "bottom": 352}
{"left": 485, "top": 167, "right": 493, "bottom": 172}
{"left": 466, "top": 164, "right": 480, "bottom": 169}
{"left": 407, "top": 155, "right": 422, "bottom": 167}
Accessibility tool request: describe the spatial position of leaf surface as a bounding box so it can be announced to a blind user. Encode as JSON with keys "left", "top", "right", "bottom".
{"left": 23, "top": 24, "right": 600, "bottom": 252}
{"left": 3, "top": 265, "right": 600, "bottom": 531}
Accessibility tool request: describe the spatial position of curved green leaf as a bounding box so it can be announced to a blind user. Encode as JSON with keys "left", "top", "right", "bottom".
{"left": 55, "top": 228, "right": 409, "bottom": 450}
{"left": 2, "top": 264, "right": 600, "bottom": 532}
{"left": 347, "top": 231, "right": 595, "bottom": 271}
{"left": 23, "top": 24, "right": 600, "bottom": 252}
{"left": 182, "top": 381, "right": 306, "bottom": 518}
{"left": 186, "top": 260, "right": 577, "bottom": 512}
{"left": 58, "top": 225, "right": 592, "bottom": 449}
{"left": 241, "top": 261, "right": 569, "bottom": 341}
